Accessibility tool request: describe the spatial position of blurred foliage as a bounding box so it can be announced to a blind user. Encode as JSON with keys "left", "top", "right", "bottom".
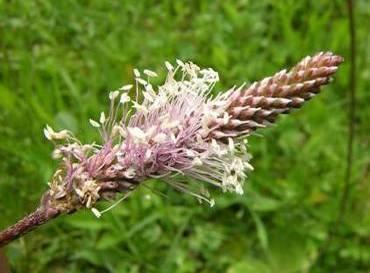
{"left": 0, "top": 0, "right": 369, "bottom": 272}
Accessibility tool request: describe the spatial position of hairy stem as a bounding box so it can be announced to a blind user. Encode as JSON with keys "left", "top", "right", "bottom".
{"left": 0, "top": 206, "right": 60, "bottom": 248}
{"left": 0, "top": 180, "right": 135, "bottom": 248}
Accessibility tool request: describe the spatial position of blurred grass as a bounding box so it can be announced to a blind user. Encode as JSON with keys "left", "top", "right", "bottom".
{"left": 0, "top": 0, "right": 369, "bottom": 272}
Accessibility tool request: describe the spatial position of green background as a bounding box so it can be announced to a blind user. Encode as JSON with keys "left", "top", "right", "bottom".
{"left": 0, "top": 0, "right": 369, "bottom": 272}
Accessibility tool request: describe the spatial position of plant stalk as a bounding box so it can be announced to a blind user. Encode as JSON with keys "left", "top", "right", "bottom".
{"left": 0, "top": 207, "right": 60, "bottom": 248}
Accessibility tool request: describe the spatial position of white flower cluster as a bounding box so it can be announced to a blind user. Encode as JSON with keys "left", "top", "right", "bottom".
{"left": 185, "top": 138, "right": 253, "bottom": 195}
{"left": 43, "top": 59, "right": 253, "bottom": 211}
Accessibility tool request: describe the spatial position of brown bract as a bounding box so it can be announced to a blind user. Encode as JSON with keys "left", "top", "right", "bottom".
{"left": 209, "top": 52, "right": 344, "bottom": 140}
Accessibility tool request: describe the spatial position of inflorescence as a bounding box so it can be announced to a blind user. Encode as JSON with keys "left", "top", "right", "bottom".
{"left": 43, "top": 52, "right": 343, "bottom": 217}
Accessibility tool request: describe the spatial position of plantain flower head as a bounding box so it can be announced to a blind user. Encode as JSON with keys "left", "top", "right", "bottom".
{"left": 43, "top": 52, "right": 343, "bottom": 214}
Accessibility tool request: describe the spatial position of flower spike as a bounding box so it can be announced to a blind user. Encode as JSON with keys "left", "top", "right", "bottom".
{"left": 0, "top": 52, "right": 343, "bottom": 247}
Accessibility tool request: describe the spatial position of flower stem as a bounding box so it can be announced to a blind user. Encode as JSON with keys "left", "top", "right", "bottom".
{"left": 0, "top": 207, "right": 60, "bottom": 248}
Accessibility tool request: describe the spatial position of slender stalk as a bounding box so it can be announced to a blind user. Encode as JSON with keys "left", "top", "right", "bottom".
{"left": 309, "top": 0, "right": 356, "bottom": 270}
{"left": 0, "top": 207, "right": 60, "bottom": 248}
{"left": 0, "top": 180, "right": 134, "bottom": 247}
{"left": 328, "top": 0, "right": 357, "bottom": 246}
{"left": 340, "top": 0, "right": 356, "bottom": 224}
